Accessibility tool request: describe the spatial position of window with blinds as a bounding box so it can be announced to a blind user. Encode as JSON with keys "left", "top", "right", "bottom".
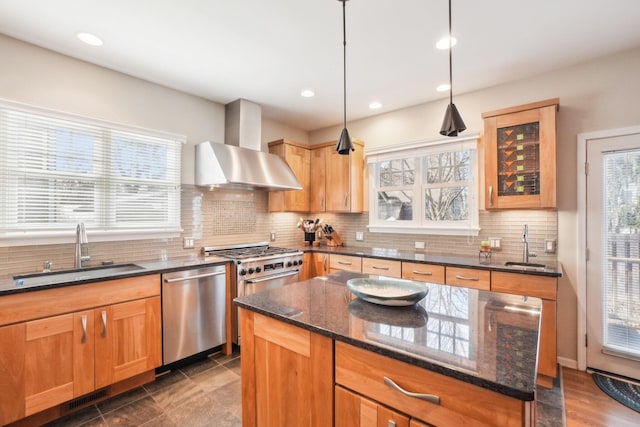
{"left": 0, "top": 99, "right": 184, "bottom": 243}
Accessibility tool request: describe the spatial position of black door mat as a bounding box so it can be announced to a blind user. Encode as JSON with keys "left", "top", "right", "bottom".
{"left": 592, "top": 370, "right": 640, "bottom": 413}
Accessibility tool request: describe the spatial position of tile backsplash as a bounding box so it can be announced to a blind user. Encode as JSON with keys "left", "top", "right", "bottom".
{"left": 0, "top": 185, "right": 557, "bottom": 278}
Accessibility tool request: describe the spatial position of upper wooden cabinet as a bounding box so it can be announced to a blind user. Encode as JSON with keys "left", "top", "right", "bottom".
{"left": 482, "top": 98, "right": 559, "bottom": 210}
{"left": 310, "top": 140, "right": 365, "bottom": 213}
{"left": 268, "top": 139, "right": 311, "bottom": 212}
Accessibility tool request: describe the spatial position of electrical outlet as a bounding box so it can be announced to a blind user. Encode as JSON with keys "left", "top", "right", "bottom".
{"left": 414, "top": 241, "right": 425, "bottom": 250}
{"left": 270, "top": 232, "right": 276, "bottom": 241}
{"left": 544, "top": 239, "right": 556, "bottom": 253}
{"left": 355, "top": 231, "right": 364, "bottom": 241}
{"left": 183, "top": 237, "right": 194, "bottom": 249}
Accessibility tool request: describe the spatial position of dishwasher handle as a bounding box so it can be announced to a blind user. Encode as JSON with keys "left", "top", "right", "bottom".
{"left": 164, "top": 270, "right": 225, "bottom": 283}
{"left": 245, "top": 270, "right": 300, "bottom": 284}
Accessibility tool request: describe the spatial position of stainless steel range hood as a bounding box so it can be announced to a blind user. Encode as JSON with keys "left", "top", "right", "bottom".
{"left": 195, "top": 99, "right": 302, "bottom": 191}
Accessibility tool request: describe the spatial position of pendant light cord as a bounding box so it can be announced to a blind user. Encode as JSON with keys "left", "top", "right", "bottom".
{"left": 448, "top": 0, "right": 453, "bottom": 106}
{"left": 342, "top": 0, "right": 347, "bottom": 129}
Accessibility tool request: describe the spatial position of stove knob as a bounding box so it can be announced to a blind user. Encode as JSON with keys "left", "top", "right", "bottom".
{"left": 298, "top": 258, "right": 303, "bottom": 265}
{"left": 239, "top": 269, "right": 247, "bottom": 276}
{"left": 255, "top": 267, "right": 262, "bottom": 273}
{"left": 287, "top": 261, "right": 293, "bottom": 267}
{"left": 292, "top": 260, "right": 298, "bottom": 266}
{"left": 248, "top": 268, "right": 255, "bottom": 275}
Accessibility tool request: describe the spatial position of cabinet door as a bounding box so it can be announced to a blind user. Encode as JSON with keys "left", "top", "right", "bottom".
{"left": 309, "top": 146, "right": 327, "bottom": 212}
{"left": 95, "top": 297, "right": 161, "bottom": 388}
{"left": 445, "top": 266, "right": 490, "bottom": 290}
{"left": 330, "top": 254, "right": 362, "bottom": 273}
{"left": 310, "top": 252, "right": 329, "bottom": 277}
{"left": 240, "top": 310, "right": 333, "bottom": 427}
{"left": 402, "top": 262, "right": 445, "bottom": 284}
{"left": 269, "top": 141, "right": 310, "bottom": 212}
{"left": 336, "top": 385, "right": 409, "bottom": 427}
{"left": 23, "top": 311, "right": 94, "bottom": 416}
{"left": 326, "top": 146, "right": 352, "bottom": 212}
{"left": 0, "top": 323, "right": 26, "bottom": 425}
{"left": 484, "top": 100, "right": 557, "bottom": 209}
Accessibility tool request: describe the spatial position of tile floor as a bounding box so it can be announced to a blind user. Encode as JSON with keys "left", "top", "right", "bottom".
{"left": 44, "top": 352, "right": 242, "bottom": 427}
{"left": 44, "top": 351, "right": 565, "bottom": 427}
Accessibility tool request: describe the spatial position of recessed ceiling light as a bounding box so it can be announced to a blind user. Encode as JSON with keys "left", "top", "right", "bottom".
{"left": 436, "top": 83, "right": 450, "bottom": 92}
{"left": 300, "top": 89, "right": 315, "bottom": 98}
{"left": 436, "top": 35, "right": 457, "bottom": 50}
{"left": 369, "top": 101, "right": 382, "bottom": 110}
{"left": 77, "top": 32, "right": 103, "bottom": 46}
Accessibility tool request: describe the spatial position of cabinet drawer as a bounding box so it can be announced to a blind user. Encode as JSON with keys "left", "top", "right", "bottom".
{"left": 330, "top": 254, "right": 362, "bottom": 272}
{"left": 445, "top": 267, "right": 490, "bottom": 290}
{"left": 401, "top": 262, "right": 445, "bottom": 284}
{"left": 491, "top": 272, "right": 557, "bottom": 300}
{"left": 362, "top": 258, "right": 401, "bottom": 277}
{"left": 335, "top": 342, "right": 529, "bottom": 427}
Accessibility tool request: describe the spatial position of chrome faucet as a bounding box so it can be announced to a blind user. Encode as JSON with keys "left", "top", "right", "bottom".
{"left": 522, "top": 224, "right": 536, "bottom": 263}
{"left": 75, "top": 222, "right": 90, "bottom": 268}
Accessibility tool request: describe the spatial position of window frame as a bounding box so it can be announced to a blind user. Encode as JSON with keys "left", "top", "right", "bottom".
{"left": 367, "top": 134, "right": 480, "bottom": 236}
{"left": 0, "top": 98, "right": 185, "bottom": 247}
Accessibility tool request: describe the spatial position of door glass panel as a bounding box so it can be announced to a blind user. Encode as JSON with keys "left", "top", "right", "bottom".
{"left": 602, "top": 149, "right": 640, "bottom": 358}
{"left": 496, "top": 122, "right": 539, "bottom": 196}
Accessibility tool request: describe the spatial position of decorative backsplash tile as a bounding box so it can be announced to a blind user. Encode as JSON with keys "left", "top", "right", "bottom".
{"left": 0, "top": 185, "right": 557, "bottom": 278}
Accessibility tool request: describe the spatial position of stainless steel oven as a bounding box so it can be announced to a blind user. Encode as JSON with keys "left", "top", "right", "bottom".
{"left": 203, "top": 242, "right": 303, "bottom": 344}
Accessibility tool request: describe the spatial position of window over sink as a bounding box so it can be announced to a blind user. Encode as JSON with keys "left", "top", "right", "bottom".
{"left": 367, "top": 134, "right": 479, "bottom": 235}
{"left": 0, "top": 98, "right": 184, "bottom": 245}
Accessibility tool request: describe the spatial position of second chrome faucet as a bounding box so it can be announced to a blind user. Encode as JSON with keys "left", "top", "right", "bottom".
{"left": 75, "top": 222, "right": 91, "bottom": 268}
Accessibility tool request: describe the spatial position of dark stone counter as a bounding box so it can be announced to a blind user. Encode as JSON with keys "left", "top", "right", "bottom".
{"left": 235, "top": 271, "right": 542, "bottom": 401}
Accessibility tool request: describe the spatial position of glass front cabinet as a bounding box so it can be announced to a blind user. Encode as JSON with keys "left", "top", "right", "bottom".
{"left": 482, "top": 98, "right": 559, "bottom": 209}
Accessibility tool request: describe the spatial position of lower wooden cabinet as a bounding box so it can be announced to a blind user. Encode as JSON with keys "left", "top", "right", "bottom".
{"left": 336, "top": 386, "right": 409, "bottom": 427}
{"left": 362, "top": 258, "right": 401, "bottom": 277}
{"left": 239, "top": 309, "right": 333, "bottom": 427}
{"left": 330, "top": 254, "right": 363, "bottom": 273}
{"left": 310, "top": 252, "right": 329, "bottom": 277}
{"left": 445, "top": 266, "right": 491, "bottom": 290}
{"left": 401, "top": 262, "right": 445, "bottom": 284}
{"left": 0, "top": 275, "right": 161, "bottom": 426}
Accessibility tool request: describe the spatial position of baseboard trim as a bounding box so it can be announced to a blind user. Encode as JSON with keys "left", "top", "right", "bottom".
{"left": 558, "top": 357, "right": 578, "bottom": 370}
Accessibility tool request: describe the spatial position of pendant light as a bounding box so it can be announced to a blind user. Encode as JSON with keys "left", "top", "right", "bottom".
{"left": 336, "top": 0, "right": 354, "bottom": 155}
{"left": 439, "top": 0, "right": 466, "bottom": 137}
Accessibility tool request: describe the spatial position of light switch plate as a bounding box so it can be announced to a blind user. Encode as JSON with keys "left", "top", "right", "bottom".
{"left": 544, "top": 239, "right": 556, "bottom": 253}
{"left": 414, "top": 241, "right": 425, "bottom": 249}
{"left": 183, "top": 237, "right": 194, "bottom": 249}
{"left": 355, "top": 231, "right": 364, "bottom": 241}
{"left": 270, "top": 232, "right": 276, "bottom": 241}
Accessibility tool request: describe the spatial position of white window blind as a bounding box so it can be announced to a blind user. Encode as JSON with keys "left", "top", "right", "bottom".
{"left": 0, "top": 99, "right": 184, "bottom": 243}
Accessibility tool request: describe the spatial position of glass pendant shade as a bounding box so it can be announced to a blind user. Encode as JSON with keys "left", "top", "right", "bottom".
{"left": 440, "top": 103, "right": 467, "bottom": 137}
{"left": 336, "top": 127, "right": 354, "bottom": 154}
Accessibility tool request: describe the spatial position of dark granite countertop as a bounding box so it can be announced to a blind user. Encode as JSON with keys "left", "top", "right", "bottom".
{"left": 298, "top": 245, "right": 562, "bottom": 277}
{"left": 234, "top": 271, "right": 542, "bottom": 401}
{"left": 0, "top": 256, "right": 230, "bottom": 296}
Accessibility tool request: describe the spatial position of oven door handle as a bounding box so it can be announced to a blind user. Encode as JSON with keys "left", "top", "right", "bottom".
{"left": 245, "top": 270, "right": 300, "bottom": 284}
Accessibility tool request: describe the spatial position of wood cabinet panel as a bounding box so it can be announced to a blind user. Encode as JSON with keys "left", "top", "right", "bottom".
{"left": 362, "top": 258, "right": 401, "bottom": 277}
{"left": 330, "top": 254, "right": 362, "bottom": 273}
{"left": 336, "top": 341, "right": 529, "bottom": 427}
{"left": 268, "top": 139, "right": 310, "bottom": 212}
{"left": 309, "top": 146, "right": 327, "bottom": 211}
{"left": 95, "top": 296, "right": 161, "bottom": 389}
{"left": 0, "top": 323, "right": 26, "bottom": 425}
{"left": 0, "top": 274, "right": 160, "bottom": 326}
{"left": 310, "top": 252, "right": 329, "bottom": 277}
{"left": 336, "top": 386, "right": 410, "bottom": 427}
{"left": 401, "top": 262, "right": 445, "bottom": 284}
{"left": 445, "top": 266, "right": 491, "bottom": 290}
{"left": 491, "top": 271, "right": 557, "bottom": 300}
{"left": 240, "top": 310, "right": 333, "bottom": 427}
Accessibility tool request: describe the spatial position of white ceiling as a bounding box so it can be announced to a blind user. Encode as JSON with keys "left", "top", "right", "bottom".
{"left": 1, "top": 0, "right": 640, "bottom": 131}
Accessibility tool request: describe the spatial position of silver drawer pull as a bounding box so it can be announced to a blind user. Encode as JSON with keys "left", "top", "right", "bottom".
{"left": 384, "top": 376, "right": 440, "bottom": 405}
{"left": 81, "top": 315, "right": 87, "bottom": 343}
{"left": 388, "top": 421, "right": 396, "bottom": 427}
{"left": 372, "top": 266, "right": 389, "bottom": 270}
{"left": 412, "top": 270, "right": 433, "bottom": 276}
{"left": 455, "top": 275, "right": 479, "bottom": 281}
{"left": 337, "top": 261, "right": 352, "bottom": 265}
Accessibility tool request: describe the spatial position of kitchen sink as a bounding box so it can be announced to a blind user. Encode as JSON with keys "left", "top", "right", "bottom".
{"left": 13, "top": 263, "right": 145, "bottom": 287}
{"left": 504, "top": 261, "right": 547, "bottom": 270}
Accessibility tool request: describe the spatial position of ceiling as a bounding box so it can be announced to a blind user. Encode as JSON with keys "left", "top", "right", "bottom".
{"left": 1, "top": 1, "right": 640, "bottom": 132}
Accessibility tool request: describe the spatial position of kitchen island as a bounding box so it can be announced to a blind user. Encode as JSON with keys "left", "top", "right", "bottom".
{"left": 235, "top": 271, "right": 543, "bottom": 427}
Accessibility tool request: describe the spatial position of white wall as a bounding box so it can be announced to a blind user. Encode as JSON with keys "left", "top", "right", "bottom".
{"left": 310, "top": 45, "right": 640, "bottom": 364}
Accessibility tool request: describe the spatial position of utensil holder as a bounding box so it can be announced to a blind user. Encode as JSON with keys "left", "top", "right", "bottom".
{"left": 304, "top": 232, "right": 316, "bottom": 245}
{"left": 326, "top": 231, "right": 342, "bottom": 247}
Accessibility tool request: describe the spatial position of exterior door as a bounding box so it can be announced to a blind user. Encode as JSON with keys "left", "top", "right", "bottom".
{"left": 586, "top": 129, "right": 640, "bottom": 379}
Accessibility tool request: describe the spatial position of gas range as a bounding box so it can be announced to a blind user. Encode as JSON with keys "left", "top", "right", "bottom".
{"left": 203, "top": 242, "right": 304, "bottom": 345}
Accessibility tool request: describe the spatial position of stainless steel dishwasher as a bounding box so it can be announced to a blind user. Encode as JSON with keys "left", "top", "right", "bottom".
{"left": 161, "top": 265, "right": 226, "bottom": 364}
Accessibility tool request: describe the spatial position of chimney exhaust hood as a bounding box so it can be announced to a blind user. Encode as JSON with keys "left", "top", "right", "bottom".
{"left": 195, "top": 99, "right": 302, "bottom": 191}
